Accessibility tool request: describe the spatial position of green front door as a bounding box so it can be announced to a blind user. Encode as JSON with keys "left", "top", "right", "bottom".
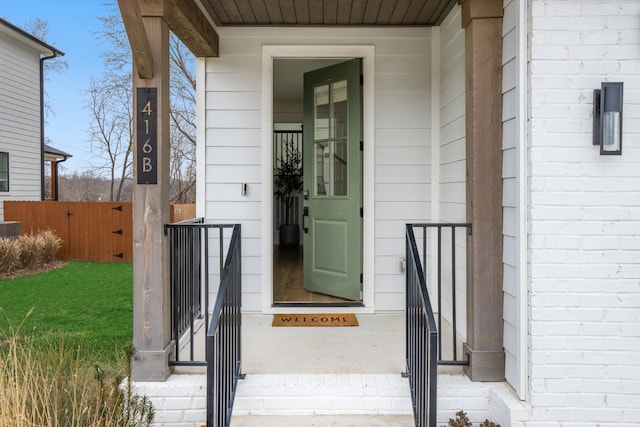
{"left": 302, "top": 58, "right": 362, "bottom": 301}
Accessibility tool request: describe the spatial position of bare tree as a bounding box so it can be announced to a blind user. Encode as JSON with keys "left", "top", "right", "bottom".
{"left": 59, "top": 170, "right": 109, "bottom": 201}
{"left": 80, "top": 9, "right": 135, "bottom": 201}
{"left": 85, "top": 6, "right": 196, "bottom": 203}
{"left": 168, "top": 36, "right": 196, "bottom": 203}
{"left": 23, "top": 18, "right": 68, "bottom": 74}
{"left": 18, "top": 18, "right": 68, "bottom": 118}
{"left": 87, "top": 74, "right": 133, "bottom": 201}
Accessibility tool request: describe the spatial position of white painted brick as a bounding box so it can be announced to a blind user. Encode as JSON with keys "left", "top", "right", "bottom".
{"left": 163, "top": 397, "right": 195, "bottom": 411}
{"left": 530, "top": 393, "right": 568, "bottom": 408}
{"left": 154, "top": 409, "right": 188, "bottom": 423}
{"left": 542, "top": 2, "right": 581, "bottom": 16}
{"left": 581, "top": 2, "right": 622, "bottom": 16}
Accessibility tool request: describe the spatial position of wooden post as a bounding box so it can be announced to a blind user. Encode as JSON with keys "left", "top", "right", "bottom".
{"left": 129, "top": 2, "right": 173, "bottom": 381}
{"left": 461, "top": 0, "right": 506, "bottom": 382}
{"left": 50, "top": 161, "right": 57, "bottom": 200}
{"left": 117, "top": 0, "right": 217, "bottom": 382}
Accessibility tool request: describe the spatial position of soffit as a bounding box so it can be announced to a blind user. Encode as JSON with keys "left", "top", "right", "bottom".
{"left": 198, "top": 0, "right": 458, "bottom": 26}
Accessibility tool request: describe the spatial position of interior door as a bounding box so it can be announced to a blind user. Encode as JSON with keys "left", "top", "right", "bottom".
{"left": 302, "top": 58, "right": 362, "bottom": 301}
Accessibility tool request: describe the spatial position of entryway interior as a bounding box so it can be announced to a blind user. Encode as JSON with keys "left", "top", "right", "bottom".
{"left": 273, "top": 246, "right": 352, "bottom": 304}
{"left": 272, "top": 57, "right": 361, "bottom": 306}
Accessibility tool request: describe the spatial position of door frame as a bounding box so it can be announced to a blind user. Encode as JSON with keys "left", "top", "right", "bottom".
{"left": 261, "top": 45, "right": 375, "bottom": 314}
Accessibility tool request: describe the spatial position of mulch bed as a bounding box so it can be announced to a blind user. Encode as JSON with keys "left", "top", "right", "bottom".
{"left": 0, "top": 261, "right": 67, "bottom": 280}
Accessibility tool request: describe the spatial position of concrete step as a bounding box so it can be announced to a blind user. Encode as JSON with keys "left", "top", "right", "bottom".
{"left": 232, "top": 373, "right": 413, "bottom": 417}
{"left": 231, "top": 415, "right": 414, "bottom": 426}
{"left": 134, "top": 373, "right": 526, "bottom": 426}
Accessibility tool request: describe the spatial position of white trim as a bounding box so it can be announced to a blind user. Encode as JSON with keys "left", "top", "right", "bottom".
{"left": 430, "top": 28, "right": 440, "bottom": 225}
{"left": 516, "top": 0, "right": 529, "bottom": 401}
{"left": 429, "top": 27, "right": 441, "bottom": 298}
{"left": 196, "top": 58, "right": 206, "bottom": 218}
{"left": 261, "top": 45, "right": 376, "bottom": 314}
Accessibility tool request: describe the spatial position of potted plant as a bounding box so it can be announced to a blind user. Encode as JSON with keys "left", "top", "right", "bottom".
{"left": 274, "top": 139, "right": 303, "bottom": 247}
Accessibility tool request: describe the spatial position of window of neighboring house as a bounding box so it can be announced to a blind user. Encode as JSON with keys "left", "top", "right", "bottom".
{"left": 0, "top": 152, "right": 9, "bottom": 192}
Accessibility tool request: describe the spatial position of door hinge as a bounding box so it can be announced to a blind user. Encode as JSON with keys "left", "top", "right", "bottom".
{"left": 360, "top": 141, "right": 363, "bottom": 151}
{"left": 360, "top": 207, "right": 363, "bottom": 218}
{"left": 360, "top": 74, "right": 363, "bottom": 85}
{"left": 360, "top": 273, "right": 363, "bottom": 283}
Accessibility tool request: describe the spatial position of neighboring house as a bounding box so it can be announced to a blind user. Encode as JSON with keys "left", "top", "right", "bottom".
{"left": 43, "top": 143, "right": 71, "bottom": 200}
{"left": 118, "top": 1, "right": 639, "bottom": 426}
{"left": 0, "top": 18, "right": 64, "bottom": 221}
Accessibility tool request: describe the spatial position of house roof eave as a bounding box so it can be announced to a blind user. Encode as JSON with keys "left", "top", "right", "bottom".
{"left": 44, "top": 144, "right": 72, "bottom": 162}
{"left": 0, "top": 17, "right": 65, "bottom": 57}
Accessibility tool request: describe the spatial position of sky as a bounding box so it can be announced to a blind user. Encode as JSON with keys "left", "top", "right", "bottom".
{"left": 2, "top": 1, "right": 113, "bottom": 173}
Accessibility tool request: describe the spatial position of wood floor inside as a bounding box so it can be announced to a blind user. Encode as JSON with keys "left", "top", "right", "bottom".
{"left": 272, "top": 245, "right": 355, "bottom": 304}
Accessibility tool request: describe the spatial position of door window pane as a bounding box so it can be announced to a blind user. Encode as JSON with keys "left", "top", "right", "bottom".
{"left": 333, "top": 80, "right": 348, "bottom": 139}
{"left": 333, "top": 140, "right": 347, "bottom": 196}
{"left": 312, "top": 79, "right": 349, "bottom": 197}
{"left": 0, "top": 152, "right": 8, "bottom": 192}
{"left": 314, "top": 84, "right": 330, "bottom": 141}
{"left": 314, "top": 142, "right": 329, "bottom": 196}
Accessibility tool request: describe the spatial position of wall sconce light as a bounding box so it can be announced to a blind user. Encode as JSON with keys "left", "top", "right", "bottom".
{"left": 593, "top": 82, "right": 623, "bottom": 155}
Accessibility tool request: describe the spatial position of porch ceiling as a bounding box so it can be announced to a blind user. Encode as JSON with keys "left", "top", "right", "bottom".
{"left": 199, "top": 0, "right": 458, "bottom": 26}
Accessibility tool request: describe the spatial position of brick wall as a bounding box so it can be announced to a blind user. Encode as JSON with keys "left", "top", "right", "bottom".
{"left": 529, "top": 1, "right": 640, "bottom": 424}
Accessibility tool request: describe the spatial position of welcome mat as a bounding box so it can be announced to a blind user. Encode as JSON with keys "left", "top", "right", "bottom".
{"left": 272, "top": 313, "right": 358, "bottom": 327}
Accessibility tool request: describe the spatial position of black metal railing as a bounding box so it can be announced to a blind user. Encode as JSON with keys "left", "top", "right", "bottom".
{"left": 166, "top": 221, "right": 243, "bottom": 426}
{"left": 206, "top": 224, "right": 243, "bottom": 427}
{"left": 405, "top": 224, "right": 438, "bottom": 427}
{"left": 405, "top": 223, "right": 472, "bottom": 427}
{"left": 410, "top": 223, "right": 472, "bottom": 366}
{"left": 166, "top": 218, "right": 204, "bottom": 364}
{"left": 165, "top": 219, "right": 237, "bottom": 365}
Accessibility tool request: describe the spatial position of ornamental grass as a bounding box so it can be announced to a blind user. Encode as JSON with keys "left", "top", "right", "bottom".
{"left": 0, "top": 312, "right": 153, "bottom": 427}
{"left": 0, "top": 229, "right": 62, "bottom": 274}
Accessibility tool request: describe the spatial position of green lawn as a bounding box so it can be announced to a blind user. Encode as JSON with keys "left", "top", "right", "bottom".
{"left": 0, "top": 261, "right": 133, "bottom": 359}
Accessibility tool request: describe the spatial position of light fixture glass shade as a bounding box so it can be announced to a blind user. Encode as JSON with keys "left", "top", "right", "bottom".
{"left": 602, "top": 111, "right": 620, "bottom": 153}
{"left": 596, "top": 82, "right": 623, "bottom": 156}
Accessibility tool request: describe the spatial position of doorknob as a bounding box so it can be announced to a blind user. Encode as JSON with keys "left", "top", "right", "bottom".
{"left": 303, "top": 206, "right": 309, "bottom": 233}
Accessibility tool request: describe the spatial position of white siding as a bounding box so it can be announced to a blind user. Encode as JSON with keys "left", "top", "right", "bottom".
{"left": 203, "top": 27, "right": 431, "bottom": 312}
{"left": 501, "top": 0, "right": 525, "bottom": 398}
{"left": 436, "top": 5, "right": 468, "bottom": 349}
{"left": 528, "top": 1, "right": 640, "bottom": 424}
{"left": 0, "top": 30, "right": 43, "bottom": 220}
{"left": 376, "top": 30, "right": 431, "bottom": 310}
{"left": 439, "top": 6, "right": 466, "bottom": 223}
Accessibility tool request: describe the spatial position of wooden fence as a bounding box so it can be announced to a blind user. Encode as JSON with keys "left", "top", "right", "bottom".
{"left": 171, "top": 204, "right": 196, "bottom": 223}
{"left": 4, "top": 201, "right": 195, "bottom": 262}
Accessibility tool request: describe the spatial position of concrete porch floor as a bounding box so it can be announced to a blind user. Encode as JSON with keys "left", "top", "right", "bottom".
{"left": 241, "top": 312, "right": 406, "bottom": 374}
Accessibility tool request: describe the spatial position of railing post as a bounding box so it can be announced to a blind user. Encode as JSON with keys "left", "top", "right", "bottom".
{"left": 436, "top": 225, "right": 442, "bottom": 361}
{"left": 451, "top": 226, "right": 457, "bottom": 360}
